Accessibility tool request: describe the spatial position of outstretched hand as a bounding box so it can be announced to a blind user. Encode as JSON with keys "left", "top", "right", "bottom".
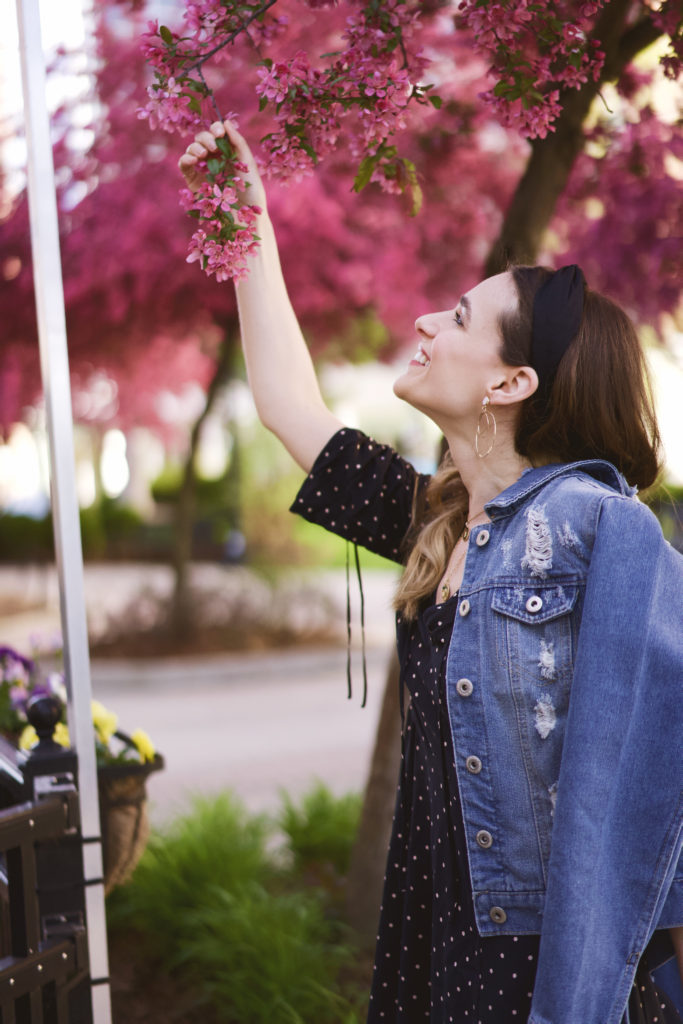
{"left": 178, "top": 119, "right": 267, "bottom": 212}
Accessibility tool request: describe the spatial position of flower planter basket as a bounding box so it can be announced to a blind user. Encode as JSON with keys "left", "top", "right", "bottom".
{"left": 98, "top": 753, "right": 164, "bottom": 895}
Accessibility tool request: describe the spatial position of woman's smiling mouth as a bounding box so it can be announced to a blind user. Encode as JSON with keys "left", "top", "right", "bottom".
{"left": 410, "top": 344, "right": 431, "bottom": 367}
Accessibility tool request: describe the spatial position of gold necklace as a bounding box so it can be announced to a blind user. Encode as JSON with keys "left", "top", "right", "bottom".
{"left": 439, "top": 508, "right": 488, "bottom": 603}
{"left": 460, "top": 506, "right": 487, "bottom": 541}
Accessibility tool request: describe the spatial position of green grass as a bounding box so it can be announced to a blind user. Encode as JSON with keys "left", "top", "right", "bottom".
{"left": 108, "top": 786, "right": 366, "bottom": 1024}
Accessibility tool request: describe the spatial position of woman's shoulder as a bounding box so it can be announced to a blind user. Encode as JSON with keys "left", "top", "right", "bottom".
{"left": 524, "top": 460, "right": 641, "bottom": 520}
{"left": 496, "top": 461, "right": 677, "bottom": 572}
{"left": 539, "top": 469, "right": 683, "bottom": 578}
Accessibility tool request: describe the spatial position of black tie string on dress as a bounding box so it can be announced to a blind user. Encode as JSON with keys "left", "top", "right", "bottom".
{"left": 345, "top": 541, "right": 368, "bottom": 708}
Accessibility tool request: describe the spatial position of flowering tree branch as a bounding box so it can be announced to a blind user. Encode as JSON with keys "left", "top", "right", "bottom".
{"left": 138, "top": 0, "right": 681, "bottom": 282}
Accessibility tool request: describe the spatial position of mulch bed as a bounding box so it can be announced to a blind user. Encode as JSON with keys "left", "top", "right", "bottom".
{"left": 108, "top": 930, "right": 224, "bottom": 1024}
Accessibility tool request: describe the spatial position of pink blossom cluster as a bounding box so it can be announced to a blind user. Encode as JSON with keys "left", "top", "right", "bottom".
{"left": 138, "top": 4, "right": 285, "bottom": 136}
{"left": 138, "top": 75, "right": 197, "bottom": 133}
{"left": 254, "top": 2, "right": 427, "bottom": 183}
{"left": 182, "top": 166, "right": 262, "bottom": 282}
{"left": 138, "top": 19, "right": 205, "bottom": 134}
{"left": 457, "top": 0, "right": 606, "bottom": 139}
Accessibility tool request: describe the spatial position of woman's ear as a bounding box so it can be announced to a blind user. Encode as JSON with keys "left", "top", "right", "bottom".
{"left": 489, "top": 365, "right": 539, "bottom": 406}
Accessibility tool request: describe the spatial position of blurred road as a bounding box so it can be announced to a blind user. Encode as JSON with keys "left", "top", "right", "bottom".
{"left": 0, "top": 563, "right": 398, "bottom": 825}
{"left": 92, "top": 645, "right": 388, "bottom": 826}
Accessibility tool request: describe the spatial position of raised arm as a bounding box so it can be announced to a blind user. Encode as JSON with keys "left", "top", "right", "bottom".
{"left": 179, "top": 120, "right": 343, "bottom": 472}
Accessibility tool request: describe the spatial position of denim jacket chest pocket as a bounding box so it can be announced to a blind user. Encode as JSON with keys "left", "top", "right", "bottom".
{"left": 491, "top": 583, "right": 580, "bottom": 687}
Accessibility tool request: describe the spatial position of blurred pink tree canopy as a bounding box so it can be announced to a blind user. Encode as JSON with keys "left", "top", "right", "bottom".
{"left": 0, "top": 0, "right": 681, "bottom": 432}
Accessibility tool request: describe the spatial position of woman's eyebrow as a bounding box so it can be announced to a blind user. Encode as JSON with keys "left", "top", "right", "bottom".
{"left": 459, "top": 294, "right": 472, "bottom": 325}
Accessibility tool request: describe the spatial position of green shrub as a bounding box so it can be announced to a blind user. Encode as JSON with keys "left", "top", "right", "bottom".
{"left": 279, "top": 783, "right": 362, "bottom": 878}
{"left": 181, "top": 883, "right": 358, "bottom": 1024}
{"left": 107, "top": 792, "right": 272, "bottom": 945}
{"left": 100, "top": 498, "right": 143, "bottom": 536}
{"left": 0, "top": 513, "right": 53, "bottom": 561}
{"left": 108, "top": 788, "right": 366, "bottom": 1023}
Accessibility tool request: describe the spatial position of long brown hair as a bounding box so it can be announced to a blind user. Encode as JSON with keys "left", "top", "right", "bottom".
{"left": 394, "top": 266, "right": 662, "bottom": 619}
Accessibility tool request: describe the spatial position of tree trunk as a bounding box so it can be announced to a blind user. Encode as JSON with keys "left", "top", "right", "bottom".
{"left": 346, "top": 648, "right": 402, "bottom": 944}
{"left": 169, "top": 332, "right": 236, "bottom": 639}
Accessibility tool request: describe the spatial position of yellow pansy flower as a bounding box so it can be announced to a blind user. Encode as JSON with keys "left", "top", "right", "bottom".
{"left": 91, "top": 700, "right": 118, "bottom": 745}
{"left": 54, "top": 722, "right": 70, "bottom": 747}
{"left": 19, "top": 724, "right": 38, "bottom": 750}
{"left": 19, "top": 721, "right": 70, "bottom": 750}
{"left": 130, "top": 729, "right": 155, "bottom": 763}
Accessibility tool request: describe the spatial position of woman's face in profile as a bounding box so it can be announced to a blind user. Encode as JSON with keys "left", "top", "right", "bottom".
{"left": 393, "top": 271, "right": 519, "bottom": 431}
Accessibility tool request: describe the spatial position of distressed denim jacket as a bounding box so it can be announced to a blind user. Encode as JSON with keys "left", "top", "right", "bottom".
{"left": 446, "top": 460, "right": 683, "bottom": 1024}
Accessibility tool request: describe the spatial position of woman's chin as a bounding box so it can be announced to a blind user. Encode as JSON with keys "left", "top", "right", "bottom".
{"left": 393, "top": 366, "right": 421, "bottom": 403}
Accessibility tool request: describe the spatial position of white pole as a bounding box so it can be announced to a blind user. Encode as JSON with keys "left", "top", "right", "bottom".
{"left": 15, "top": 1, "right": 112, "bottom": 1020}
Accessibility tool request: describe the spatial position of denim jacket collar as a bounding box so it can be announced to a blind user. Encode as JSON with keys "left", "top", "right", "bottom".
{"left": 485, "top": 459, "right": 636, "bottom": 520}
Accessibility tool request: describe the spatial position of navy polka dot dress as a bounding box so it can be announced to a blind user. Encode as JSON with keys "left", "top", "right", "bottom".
{"left": 292, "top": 428, "right": 682, "bottom": 1024}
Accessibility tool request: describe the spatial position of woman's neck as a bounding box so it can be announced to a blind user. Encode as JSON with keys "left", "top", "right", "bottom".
{"left": 446, "top": 433, "right": 532, "bottom": 518}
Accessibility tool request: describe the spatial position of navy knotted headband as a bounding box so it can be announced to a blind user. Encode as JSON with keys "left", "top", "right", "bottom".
{"left": 530, "top": 264, "right": 586, "bottom": 392}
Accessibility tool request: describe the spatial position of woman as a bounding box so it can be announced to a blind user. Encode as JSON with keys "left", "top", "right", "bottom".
{"left": 180, "top": 121, "right": 683, "bottom": 1024}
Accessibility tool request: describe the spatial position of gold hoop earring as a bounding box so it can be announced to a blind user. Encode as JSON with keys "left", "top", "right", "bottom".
{"left": 475, "top": 396, "right": 496, "bottom": 458}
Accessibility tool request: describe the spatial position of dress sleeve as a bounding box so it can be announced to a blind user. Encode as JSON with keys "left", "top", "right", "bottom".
{"left": 289, "top": 427, "right": 430, "bottom": 565}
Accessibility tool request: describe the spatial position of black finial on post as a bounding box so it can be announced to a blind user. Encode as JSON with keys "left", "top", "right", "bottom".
{"left": 26, "top": 694, "right": 66, "bottom": 758}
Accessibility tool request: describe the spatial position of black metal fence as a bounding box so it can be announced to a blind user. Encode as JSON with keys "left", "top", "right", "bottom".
{"left": 0, "top": 702, "right": 93, "bottom": 1024}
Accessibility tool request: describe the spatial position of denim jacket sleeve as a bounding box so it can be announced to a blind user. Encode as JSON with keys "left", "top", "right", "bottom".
{"left": 529, "top": 493, "right": 683, "bottom": 1024}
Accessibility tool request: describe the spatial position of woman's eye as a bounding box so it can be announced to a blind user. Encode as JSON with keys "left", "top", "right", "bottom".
{"left": 454, "top": 308, "right": 463, "bottom": 326}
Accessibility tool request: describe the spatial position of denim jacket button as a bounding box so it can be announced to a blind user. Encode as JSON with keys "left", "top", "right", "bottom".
{"left": 490, "top": 906, "right": 507, "bottom": 924}
{"left": 475, "top": 529, "right": 490, "bottom": 547}
{"left": 459, "top": 599, "right": 471, "bottom": 617}
{"left": 456, "top": 678, "right": 473, "bottom": 697}
{"left": 466, "top": 755, "right": 482, "bottom": 774}
{"left": 526, "top": 595, "right": 543, "bottom": 613}
{"left": 476, "top": 829, "right": 493, "bottom": 848}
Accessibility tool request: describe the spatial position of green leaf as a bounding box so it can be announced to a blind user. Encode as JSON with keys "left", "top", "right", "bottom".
{"left": 259, "top": 96, "right": 268, "bottom": 112}
{"left": 493, "top": 81, "right": 514, "bottom": 97}
{"left": 409, "top": 181, "right": 423, "bottom": 217}
{"left": 300, "top": 139, "right": 318, "bottom": 162}
{"left": 353, "top": 154, "right": 378, "bottom": 193}
{"left": 187, "top": 95, "right": 201, "bottom": 114}
{"left": 215, "top": 136, "right": 234, "bottom": 158}
{"left": 159, "top": 25, "right": 174, "bottom": 45}
{"left": 207, "top": 158, "right": 223, "bottom": 175}
{"left": 428, "top": 94, "right": 443, "bottom": 109}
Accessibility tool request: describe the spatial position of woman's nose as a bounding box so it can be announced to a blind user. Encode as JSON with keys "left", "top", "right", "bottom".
{"left": 415, "top": 314, "right": 437, "bottom": 339}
